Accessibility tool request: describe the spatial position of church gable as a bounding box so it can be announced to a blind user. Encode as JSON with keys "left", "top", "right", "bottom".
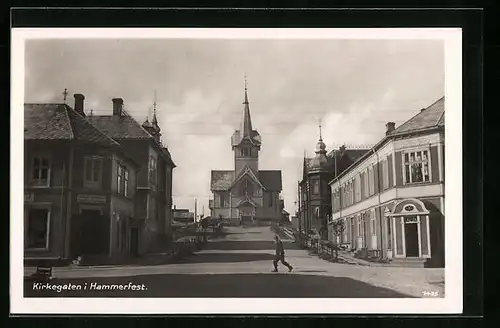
{"left": 230, "top": 165, "right": 266, "bottom": 191}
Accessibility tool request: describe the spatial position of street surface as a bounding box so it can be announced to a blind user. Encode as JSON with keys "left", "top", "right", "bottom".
{"left": 24, "top": 226, "right": 444, "bottom": 298}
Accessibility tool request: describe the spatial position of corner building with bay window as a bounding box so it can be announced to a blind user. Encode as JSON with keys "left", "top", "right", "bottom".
{"left": 328, "top": 96, "right": 445, "bottom": 268}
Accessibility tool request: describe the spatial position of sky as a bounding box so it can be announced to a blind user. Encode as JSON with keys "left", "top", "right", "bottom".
{"left": 24, "top": 38, "right": 444, "bottom": 215}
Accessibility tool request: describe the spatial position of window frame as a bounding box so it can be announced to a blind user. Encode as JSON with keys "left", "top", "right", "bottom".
{"left": 83, "top": 156, "right": 103, "bottom": 189}
{"left": 31, "top": 154, "right": 51, "bottom": 188}
{"left": 148, "top": 155, "right": 157, "bottom": 190}
{"left": 382, "top": 158, "right": 389, "bottom": 190}
{"left": 354, "top": 175, "right": 361, "bottom": 203}
{"left": 116, "top": 161, "right": 130, "bottom": 197}
{"left": 402, "top": 148, "right": 432, "bottom": 185}
{"left": 368, "top": 166, "right": 375, "bottom": 196}
{"left": 26, "top": 205, "right": 51, "bottom": 250}
{"left": 313, "top": 180, "right": 320, "bottom": 195}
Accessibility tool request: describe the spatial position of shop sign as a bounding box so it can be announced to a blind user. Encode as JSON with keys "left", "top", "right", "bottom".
{"left": 404, "top": 216, "right": 419, "bottom": 224}
{"left": 77, "top": 194, "right": 107, "bottom": 204}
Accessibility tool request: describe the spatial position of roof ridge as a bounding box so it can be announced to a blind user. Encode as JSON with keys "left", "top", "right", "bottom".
{"left": 66, "top": 105, "right": 119, "bottom": 146}
{"left": 61, "top": 104, "right": 75, "bottom": 139}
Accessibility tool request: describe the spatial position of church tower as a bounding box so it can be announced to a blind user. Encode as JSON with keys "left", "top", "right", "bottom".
{"left": 142, "top": 91, "right": 162, "bottom": 144}
{"left": 231, "top": 77, "right": 261, "bottom": 177}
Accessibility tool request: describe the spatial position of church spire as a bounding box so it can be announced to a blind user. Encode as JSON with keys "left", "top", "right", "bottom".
{"left": 152, "top": 89, "right": 158, "bottom": 126}
{"left": 241, "top": 74, "right": 253, "bottom": 137}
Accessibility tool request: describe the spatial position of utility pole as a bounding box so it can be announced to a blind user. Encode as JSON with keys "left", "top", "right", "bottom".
{"left": 194, "top": 198, "right": 197, "bottom": 223}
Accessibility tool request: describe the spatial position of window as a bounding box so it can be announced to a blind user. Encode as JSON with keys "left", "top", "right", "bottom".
{"left": 27, "top": 208, "right": 50, "bottom": 249}
{"left": 315, "top": 207, "right": 320, "bottom": 218}
{"left": 267, "top": 192, "right": 274, "bottom": 207}
{"left": 404, "top": 150, "right": 430, "bottom": 184}
{"left": 350, "top": 181, "right": 354, "bottom": 205}
{"left": 148, "top": 156, "right": 157, "bottom": 189}
{"left": 240, "top": 179, "right": 254, "bottom": 196}
{"left": 124, "top": 169, "right": 129, "bottom": 197}
{"left": 368, "top": 166, "right": 375, "bottom": 196}
{"left": 357, "top": 217, "right": 362, "bottom": 237}
{"left": 354, "top": 175, "right": 361, "bottom": 202}
{"left": 219, "top": 192, "right": 226, "bottom": 208}
{"left": 84, "top": 156, "right": 102, "bottom": 188}
{"left": 240, "top": 148, "right": 251, "bottom": 157}
{"left": 313, "top": 180, "right": 320, "bottom": 194}
{"left": 370, "top": 216, "right": 376, "bottom": 235}
{"left": 363, "top": 171, "right": 369, "bottom": 198}
{"left": 117, "top": 165, "right": 123, "bottom": 194}
{"left": 31, "top": 156, "right": 50, "bottom": 187}
{"left": 387, "top": 217, "right": 392, "bottom": 249}
{"left": 382, "top": 158, "right": 389, "bottom": 190}
{"left": 343, "top": 218, "right": 348, "bottom": 242}
{"left": 116, "top": 163, "right": 130, "bottom": 196}
{"left": 147, "top": 195, "right": 157, "bottom": 221}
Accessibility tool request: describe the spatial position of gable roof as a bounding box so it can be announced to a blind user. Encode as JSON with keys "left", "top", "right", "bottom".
{"left": 230, "top": 166, "right": 267, "bottom": 190}
{"left": 210, "top": 169, "right": 282, "bottom": 192}
{"left": 258, "top": 170, "right": 282, "bottom": 191}
{"left": 390, "top": 96, "right": 445, "bottom": 135}
{"left": 210, "top": 170, "right": 235, "bottom": 191}
{"left": 235, "top": 196, "right": 258, "bottom": 208}
{"left": 329, "top": 96, "right": 445, "bottom": 184}
{"left": 24, "top": 104, "right": 74, "bottom": 140}
{"left": 24, "top": 103, "right": 118, "bottom": 147}
{"left": 87, "top": 113, "right": 153, "bottom": 140}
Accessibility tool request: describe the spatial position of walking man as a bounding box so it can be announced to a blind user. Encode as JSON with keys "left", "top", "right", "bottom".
{"left": 272, "top": 234, "right": 293, "bottom": 272}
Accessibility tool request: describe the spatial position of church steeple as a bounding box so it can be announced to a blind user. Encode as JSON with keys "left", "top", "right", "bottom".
{"left": 241, "top": 74, "right": 253, "bottom": 138}
{"left": 151, "top": 89, "right": 159, "bottom": 128}
{"left": 310, "top": 119, "right": 328, "bottom": 173}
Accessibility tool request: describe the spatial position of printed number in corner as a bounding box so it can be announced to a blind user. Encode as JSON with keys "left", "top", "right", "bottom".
{"left": 422, "top": 290, "right": 439, "bottom": 297}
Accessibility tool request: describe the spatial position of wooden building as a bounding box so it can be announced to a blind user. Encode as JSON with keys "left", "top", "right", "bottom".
{"left": 24, "top": 94, "right": 140, "bottom": 263}
{"left": 209, "top": 84, "right": 283, "bottom": 225}
{"left": 328, "top": 97, "right": 445, "bottom": 267}
{"left": 298, "top": 126, "right": 369, "bottom": 239}
{"left": 88, "top": 97, "right": 176, "bottom": 253}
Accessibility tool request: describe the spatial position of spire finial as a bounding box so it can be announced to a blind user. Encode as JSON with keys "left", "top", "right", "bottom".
{"left": 319, "top": 118, "right": 323, "bottom": 141}
{"left": 244, "top": 73, "right": 247, "bottom": 91}
{"left": 62, "top": 88, "right": 68, "bottom": 104}
{"left": 153, "top": 89, "right": 157, "bottom": 115}
{"left": 152, "top": 89, "right": 159, "bottom": 127}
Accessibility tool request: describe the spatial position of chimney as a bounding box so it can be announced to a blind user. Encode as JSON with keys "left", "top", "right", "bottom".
{"left": 73, "top": 94, "right": 85, "bottom": 117}
{"left": 420, "top": 107, "right": 426, "bottom": 112}
{"left": 386, "top": 122, "right": 396, "bottom": 135}
{"left": 112, "top": 98, "right": 124, "bottom": 116}
{"left": 339, "top": 145, "right": 346, "bottom": 153}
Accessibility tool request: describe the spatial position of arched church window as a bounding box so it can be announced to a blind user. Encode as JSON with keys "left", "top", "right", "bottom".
{"left": 240, "top": 179, "right": 254, "bottom": 196}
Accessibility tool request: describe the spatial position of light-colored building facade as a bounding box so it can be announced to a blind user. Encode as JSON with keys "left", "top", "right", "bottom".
{"left": 209, "top": 85, "right": 283, "bottom": 225}
{"left": 328, "top": 97, "right": 445, "bottom": 267}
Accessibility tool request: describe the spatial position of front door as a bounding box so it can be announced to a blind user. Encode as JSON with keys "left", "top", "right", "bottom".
{"left": 404, "top": 219, "right": 419, "bottom": 257}
{"left": 130, "top": 227, "right": 139, "bottom": 256}
{"left": 80, "top": 209, "right": 109, "bottom": 255}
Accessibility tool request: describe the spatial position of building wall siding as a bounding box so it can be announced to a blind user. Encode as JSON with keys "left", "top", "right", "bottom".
{"left": 430, "top": 145, "right": 439, "bottom": 183}
{"left": 394, "top": 151, "right": 403, "bottom": 186}
{"left": 387, "top": 154, "right": 394, "bottom": 188}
